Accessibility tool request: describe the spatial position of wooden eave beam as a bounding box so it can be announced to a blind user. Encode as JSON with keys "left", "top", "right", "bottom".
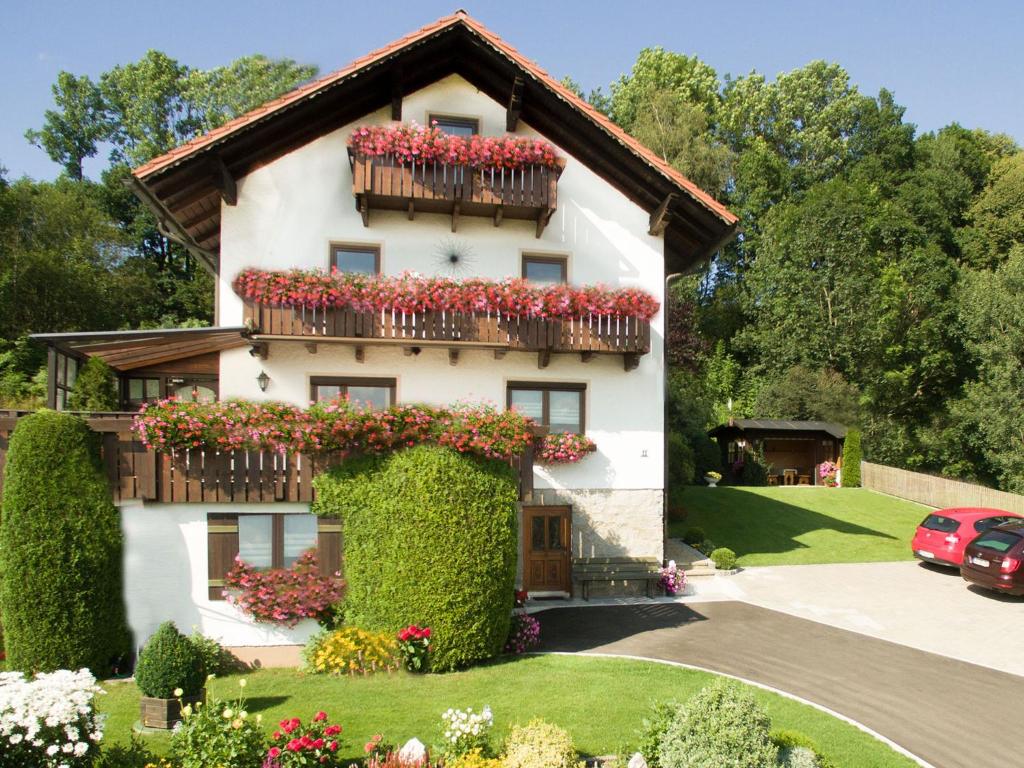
{"left": 649, "top": 193, "right": 678, "bottom": 236}
{"left": 126, "top": 175, "right": 218, "bottom": 275}
{"left": 506, "top": 75, "right": 524, "bottom": 131}
{"left": 210, "top": 156, "right": 237, "bottom": 206}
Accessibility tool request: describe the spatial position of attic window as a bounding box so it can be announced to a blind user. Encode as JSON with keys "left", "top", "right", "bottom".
{"left": 429, "top": 114, "right": 479, "bottom": 137}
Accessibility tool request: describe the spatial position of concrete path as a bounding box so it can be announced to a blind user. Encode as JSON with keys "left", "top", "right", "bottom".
{"left": 690, "top": 561, "right": 1024, "bottom": 677}
{"left": 537, "top": 602, "right": 1022, "bottom": 768}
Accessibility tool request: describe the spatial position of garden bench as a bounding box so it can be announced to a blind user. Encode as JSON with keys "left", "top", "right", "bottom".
{"left": 572, "top": 556, "right": 663, "bottom": 600}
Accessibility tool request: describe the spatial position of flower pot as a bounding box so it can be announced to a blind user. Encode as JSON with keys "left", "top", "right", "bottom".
{"left": 704, "top": 476, "right": 719, "bottom": 488}
{"left": 139, "top": 689, "right": 204, "bottom": 729}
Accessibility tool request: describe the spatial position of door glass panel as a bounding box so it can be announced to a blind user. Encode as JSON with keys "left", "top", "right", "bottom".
{"left": 145, "top": 379, "right": 161, "bottom": 399}
{"left": 548, "top": 516, "right": 562, "bottom": 550}
{"left": 128, "top": 379, "right": 144, "bottom": 401}
{"left": 549, "top": 390, "right": 581, "bottom": 433}
{"left": 283, "top": 515, "right": 318, "bottom": 567}
{"left": 238, "top": 515, "right": 273, "bottom": 569}
{"left": 66, "top": 358, "right": 78, "bottom": 388}
{"left": 347, "top": 385, "right": 391, "bottom": 410}
{"left": 510, "top": 389, "right": 543, "bottom": 421}
{"left": 531, "top": 516, "right": 545, "bottom": 551}
{"left": 175, "top": 384, "right": 216, "bottom": 404}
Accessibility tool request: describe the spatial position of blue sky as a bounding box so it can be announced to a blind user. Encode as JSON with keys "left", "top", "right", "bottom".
{"left": 4, "top": 0, "right": 1023, "bottom": 181}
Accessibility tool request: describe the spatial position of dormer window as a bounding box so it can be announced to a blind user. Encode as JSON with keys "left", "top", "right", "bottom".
{"left": 429, "top": 114, "right": 479, "bottom": 137}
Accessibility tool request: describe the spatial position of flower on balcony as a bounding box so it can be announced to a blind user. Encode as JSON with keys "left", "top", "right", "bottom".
{"left": 535, "top": 432, "right": 595, "bottom": 464}
{"left": 131, "top": 398, "right": 594, "bottom": 464}
{"left": 232, "top": 269, "right": 660, "bottom": 321}
{"left": 348, "top": 122, "right": 562, "bottom": 171}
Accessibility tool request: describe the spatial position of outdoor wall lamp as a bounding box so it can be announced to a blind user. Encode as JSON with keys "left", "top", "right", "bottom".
{"left": 256, "top": 370, "right": 270, "bottom": 392}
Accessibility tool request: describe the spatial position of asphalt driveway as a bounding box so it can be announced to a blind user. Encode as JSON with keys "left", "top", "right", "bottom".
{"left": 537, "top": 601, "right": 1022, "bottom": 768}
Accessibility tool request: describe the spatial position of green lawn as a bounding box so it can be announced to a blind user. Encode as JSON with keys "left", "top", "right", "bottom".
{"left": 97, "top": 655, "right": 915, "bottom": 768}
{"left": 670, "top": 486, "right": 929, "bottom": 566}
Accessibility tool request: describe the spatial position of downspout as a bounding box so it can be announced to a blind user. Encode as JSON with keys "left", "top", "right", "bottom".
{"left": 663, "top": 272, "right": 683, "bottom": 563}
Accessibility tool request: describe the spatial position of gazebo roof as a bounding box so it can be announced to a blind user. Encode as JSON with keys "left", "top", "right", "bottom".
{"left": 708, "top": 419, "right": 848, "bottom": 440}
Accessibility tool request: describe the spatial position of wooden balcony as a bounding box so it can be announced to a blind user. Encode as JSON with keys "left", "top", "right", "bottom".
{"left": 349, "top": 151, "right": 563, "bottom": 236}
{"left": 0, "top": 412, "right": 535, "bottom": 504}
{"left": 243, "top": 302, "right": 651, "bottom": 371}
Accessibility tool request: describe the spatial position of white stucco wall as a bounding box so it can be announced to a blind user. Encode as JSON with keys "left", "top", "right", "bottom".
{"left": 121, "top": 500, "right": 320, "bottom": 651}
{"left": 122, "top": 76, "right": 670, "bottom": 648}
{"left": 216, "top": 74, "right": 666, "bottom": 493}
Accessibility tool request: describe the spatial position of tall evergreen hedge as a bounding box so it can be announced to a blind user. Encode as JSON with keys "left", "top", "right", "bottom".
{"left": 842, "top": 429, "right": 862, "bottom": 487}
{"left": 0, "top": 410, "right": 129, "bottom": 674}
{"left": 66, "top": 357, "right": 119, "bottom": 411}
{"left": 313, "top": 445, "right": 518, "bottom": 672}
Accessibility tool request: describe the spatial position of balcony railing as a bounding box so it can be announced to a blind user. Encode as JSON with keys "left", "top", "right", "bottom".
{"left": 243, "top": 302, "right": 650, "bottom": 370}
{"left": 349, "top": 151, "right": 563, "bottom": 236}
{"left": 0, "top": 412, "right": 536, "bottom": 504}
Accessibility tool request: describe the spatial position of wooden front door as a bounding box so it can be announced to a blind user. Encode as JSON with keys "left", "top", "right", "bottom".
{"left": 523, "top": 506, "right": 571, "bottom": 594}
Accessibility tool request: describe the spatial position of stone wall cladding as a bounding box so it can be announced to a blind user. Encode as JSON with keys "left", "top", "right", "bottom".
{"left": 529, "top": 487, "right": 664, "bottom": 561}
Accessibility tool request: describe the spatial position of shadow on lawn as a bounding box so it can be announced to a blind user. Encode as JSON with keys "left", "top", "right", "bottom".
{"left": 535, "top": 603, "right": 706, "bottom": 652}
{"left": 673, "top": 487, "right": 901, "bottom": 560}
{"left": 241, "top": 695, "right": 290, "bottom": 714}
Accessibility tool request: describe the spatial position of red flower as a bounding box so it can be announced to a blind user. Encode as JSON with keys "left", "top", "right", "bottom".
{"left": 268, "top": 747, "right": 282, "bottom": 758}
{"left": 313, "top": 710, "right": 328, "bottom": 722}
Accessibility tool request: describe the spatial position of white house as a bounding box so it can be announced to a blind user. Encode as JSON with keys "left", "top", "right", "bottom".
{"left": 26, "top": 11, "right": 738, "bottom": 663}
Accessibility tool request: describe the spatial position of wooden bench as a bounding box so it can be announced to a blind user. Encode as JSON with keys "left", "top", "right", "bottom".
{"left": 573, "top": 557, "right": 663, "bottom": 600}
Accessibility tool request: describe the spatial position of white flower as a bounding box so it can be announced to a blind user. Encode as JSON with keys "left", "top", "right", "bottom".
{"left": 238, "top": 678, "right": 247, "bottom": 688}
{"left": 173, "top": 688, "right": 184, "bottom": 697}
{"left": 222, "top": 708, "right": 234, "bottom": 719}
{"left": 47, "top": 744, "right": 60, "bottom": 755}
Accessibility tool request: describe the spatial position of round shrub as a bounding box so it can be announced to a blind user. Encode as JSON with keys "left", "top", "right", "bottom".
{"left": 313, "top": 444, "right": 518, "bottom": 672}
{"left": 503, "top": 719, "right": 580, "bottom": 768}
{"left": 657, "top": 680, "right": 778, "bottom": 768}
{"left": 710, "top": 548, "right": 737, "bottom": 571}
{"left": 134, "top": 621, "right": 205, "bottom": 698}
{"left": 0, "top": 410, "right": 129, "bottom": 674}
{"left": 637, "top": 701, "right": 677, "bottom": 768}
{"left": 778, "top": 746, "right": 821, "bottom": 768}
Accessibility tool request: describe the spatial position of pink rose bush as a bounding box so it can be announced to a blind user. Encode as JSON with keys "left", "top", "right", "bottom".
{"left": 224, "top": 550, "right": 344, "bottom": 627}
{"left": 536, "top": 433, "right": 595, "bottom": 464}
{"left": 264, "top": 710, "right": 344, "bottom": 768}
{"left": 348, "top": 122, "right": 561, "bottom": 171}
{"left": 232, "top": 269, "right": 661, "bottom": 322}
{"left": 504, "top": 613, "right": 540, "bottom": 654}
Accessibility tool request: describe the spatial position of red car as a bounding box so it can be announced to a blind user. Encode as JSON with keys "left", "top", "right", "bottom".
{"left": 961, "top": 520, "right": 1024, "bottom": 595}
{"left": 911, "top": 508, "right": 1020, "bottom": 568}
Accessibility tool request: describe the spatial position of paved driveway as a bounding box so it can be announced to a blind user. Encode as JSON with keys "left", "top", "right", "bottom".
{"left": 691, "top": 561, "right": 1024, "bottom": 676}
{"left": 537, "top": 602, "right": 1022, "bottom": 768}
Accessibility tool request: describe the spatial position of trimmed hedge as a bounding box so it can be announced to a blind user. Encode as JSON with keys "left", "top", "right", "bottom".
{"left": 134, "top": 621, "right": 205, "bottom": 698}
{"left": 841, "top": 430, "right": 862, "bottom": 487}
{"left": 0, "top": 410, "right": 129, "bottom": 674}
{"left": 313, "top": 444, "right": 518, "bottom": 672}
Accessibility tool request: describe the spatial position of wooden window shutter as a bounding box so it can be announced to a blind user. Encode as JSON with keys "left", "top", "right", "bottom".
{"left": 207, "top": 513, "right": 239, "bottom": 600}
{"left": 317, "top": 516, "right": 343, "bottom": 579}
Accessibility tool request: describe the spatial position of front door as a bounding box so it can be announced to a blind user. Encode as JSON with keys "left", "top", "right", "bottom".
{"left": 523, "top": 506, "right": 571, "bottom": 594}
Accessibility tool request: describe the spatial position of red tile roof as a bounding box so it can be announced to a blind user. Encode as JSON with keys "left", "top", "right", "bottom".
{"left": 133, "top": 10, "right": 737, "bottom": 226}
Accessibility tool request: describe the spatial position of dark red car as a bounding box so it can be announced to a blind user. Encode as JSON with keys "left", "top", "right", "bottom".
{"left": 911, "top": 508, "right": 1020, "bottom": 568}
{"left": 960, "top": 520, "right": 1024, "bottom": 596}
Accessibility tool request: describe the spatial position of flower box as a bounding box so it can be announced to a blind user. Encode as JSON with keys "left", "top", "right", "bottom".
{"left": 139, "top": 689, "right": 204, "bottom": 730}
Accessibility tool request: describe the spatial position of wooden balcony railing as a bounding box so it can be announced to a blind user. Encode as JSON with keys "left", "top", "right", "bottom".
{"left": 243, "top": 302, "right": 650, "bottom": 370}
{"left": 350, "top": 151, "right": 563, "bottom": 236}
{"left": 0, "top": 412, "right": 536, "bottom": 504}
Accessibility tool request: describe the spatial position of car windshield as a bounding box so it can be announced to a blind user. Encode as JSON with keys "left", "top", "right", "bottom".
{"left": 972, "top": 530, "right": 1023, "bottom": 554}
{"left": 974, "top": 516, "right": 1018, "bottom": 533}
{"left": 920, "top": 514, "right": 960, "bottom": 533}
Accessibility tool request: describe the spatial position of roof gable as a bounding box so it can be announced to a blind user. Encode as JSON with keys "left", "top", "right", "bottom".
{"left": 130, "top": 11, "right": 738, "bottom": 273}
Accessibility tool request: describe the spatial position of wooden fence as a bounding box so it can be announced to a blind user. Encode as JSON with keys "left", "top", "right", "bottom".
{"left": 0, "top": 411, "right": 536, "bottom": 505}
{"left": 861, "top": 461, "right": 1024, "bottom": 514}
